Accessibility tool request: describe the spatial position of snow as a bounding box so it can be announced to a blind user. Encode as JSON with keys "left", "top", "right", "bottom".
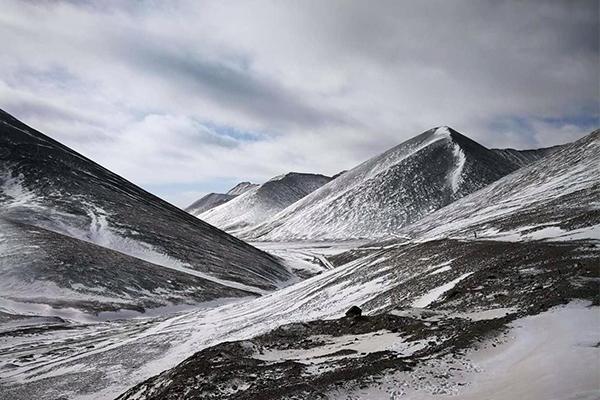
{"left": 457, "top": 301, "right": 600, "bottom": 400}
{"left": 400, "top": 131, "right": 600, "bottom": 242}
{"left": 412, "top": 272, "right": 473, "bottom": 308}
{"left": 328, "top": 302, "right": 599, "bottom": 399}
{"left": 425, "top": 260, "right": 453, "bottom": 275}
{"left": 449, "top": 142, "right": 466, "bottom": 193}
{"left": 254, "top": 330, "right": 428, "bottom": 366}
{"left": 428, "top": 265, "right": 452, "bottom": 275}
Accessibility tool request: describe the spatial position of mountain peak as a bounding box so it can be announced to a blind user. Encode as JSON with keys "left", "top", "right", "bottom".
{"left": 242, "top": 127, "right": 526, "bottom": 240}
{"left": 227, "top": 181, "right": 258, "bottom": 196}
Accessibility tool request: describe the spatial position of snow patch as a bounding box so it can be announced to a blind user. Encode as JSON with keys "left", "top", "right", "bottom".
{"left": 412, "top": 272, "right": 473, "bottom": 308}
{"left": 449, "top": 143, "right": 466, "bottom": 193}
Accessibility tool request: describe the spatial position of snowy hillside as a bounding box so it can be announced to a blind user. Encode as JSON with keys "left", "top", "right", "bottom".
{"left": 398, "top": 129, "right": 600, "bottom": 241}
{"left": 242, "top": 127, "right": 527, "bottom": 241}
{"left": 0, "top": 109, "right": 291, "bottom": 317}
{"left": 199, "top": 172, "right": 332, "bottom": 234}
{"left": 185, "top": 193, "right": 235, "bottom": 215}
{"left": 490, "top": 145, "right": 560, "bottom": 167}
{"left": 185, "top": 182, "right": 258, "bottom": 215}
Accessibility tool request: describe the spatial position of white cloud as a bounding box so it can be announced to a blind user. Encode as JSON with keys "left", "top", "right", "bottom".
{"left": 0, "top": 0, "right": 597, "bottom": 206}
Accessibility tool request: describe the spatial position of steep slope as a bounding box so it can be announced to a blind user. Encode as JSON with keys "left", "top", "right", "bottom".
{"left": 397, "top": 129, "right": 600, "bottom": 241}
{"left": 242, "top": 127, "right": 524, "bottom": 240}
{"left": 185, "top": 182, "right": 258, "bottom": 215}
{"left": 199, "top": 172, "right": 332, "bottom": 234}
{"left": 0, "top": 109, "right": 291, "bottom": 316}
{"left": 491, "top": 145, "right": 560, "bottom": 167}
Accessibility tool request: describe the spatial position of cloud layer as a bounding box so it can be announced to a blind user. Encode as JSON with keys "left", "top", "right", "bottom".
{"left": 0, "top": 0, "right": 598, "bottom": 206}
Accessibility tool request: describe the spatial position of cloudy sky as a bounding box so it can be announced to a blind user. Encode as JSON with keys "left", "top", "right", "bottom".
{"left": 1, "top": 0, "right": 598, "bottom": 207}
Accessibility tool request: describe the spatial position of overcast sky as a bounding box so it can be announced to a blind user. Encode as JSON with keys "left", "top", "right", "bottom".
{"left": 1, "top": 0, "right": 598, "bottom": 207}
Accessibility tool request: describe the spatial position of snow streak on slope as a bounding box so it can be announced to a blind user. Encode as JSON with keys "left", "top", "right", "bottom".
{"left": 242, "top": 127, "right": 523, "bottom": 241}
{"left": 399, "top": 129, "right": 600, "bottom": 242}
{"left": 199, "top": 172, "right": 332, "bottom": 234}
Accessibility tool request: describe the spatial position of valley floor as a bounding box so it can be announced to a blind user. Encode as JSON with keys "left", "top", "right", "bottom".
{"left": 1, "top": 238, "right": 599, "bottom": 400}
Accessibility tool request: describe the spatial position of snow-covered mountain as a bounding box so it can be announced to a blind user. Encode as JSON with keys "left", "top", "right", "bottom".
{"left": 1, "top": 120, "right": 597, "bottom": 400}
{"left": 185, "top": 182, "right": 258, "bottom": 215}
{"left": 226, "top": 181, "right": 258, "bottom": 196}
{"left": 397, "top": 129, "right": 600, "bottom": 241}
{"left": 113, "top": 129, "right": 599, "bottom": 400}
{"left": 199, "top": 172, "right": 333, "bottom": 234}
{"left": 0, "top": 109, "right": 292, "bottom": 317}
{"left": 242, "top": 127, "right": 528, "bottom": 241}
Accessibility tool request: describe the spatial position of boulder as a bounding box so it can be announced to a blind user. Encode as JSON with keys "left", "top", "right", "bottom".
{"left": 345, "top": 305, "right": 362, "bottom": 318}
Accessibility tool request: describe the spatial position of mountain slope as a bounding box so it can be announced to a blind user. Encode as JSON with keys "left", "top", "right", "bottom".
{"left": 242, "top": 127, "right": 525, "bottom": 240}
{"left": 0, "top": 109, "right": 291, "bottom": 316}
{"left": 490, "top": 145, "right": 560, "bottom": 167}
{"left": 185, "top": 193, "right": 235, "bottom": 215}
{"left": 199, "top": 172, "right": 332, "bottom": 234}
{"left": 393, "top": 129, "right": 600, "bottom": 241}
{"left": 185, "top": 182, "right": 258, "bottom": 215}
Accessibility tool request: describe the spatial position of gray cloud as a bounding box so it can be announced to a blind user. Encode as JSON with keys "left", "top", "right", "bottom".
{"left": 0, "top": 0, "right": 597, "bottom": 206}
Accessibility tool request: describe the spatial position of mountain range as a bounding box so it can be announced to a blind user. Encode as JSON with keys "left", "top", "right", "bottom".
{"left": 237, "top": 126, "right": 555, "bottom": 240}
{"left": 197, "top": 172, "right": 333, "bottom": 234}
{"left": 0, "top": 109, "right": 597, "bottom": 400}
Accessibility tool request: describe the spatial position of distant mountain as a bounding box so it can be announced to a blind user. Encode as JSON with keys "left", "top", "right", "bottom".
{"left": 242, "top": 127, "right": 529, "bottom": 241}
{"left": 199, "top": 172, "right": 333, "bottom": 234}
{"left": 226, "top": 181, "right": 258, "bottom": 196}
{"left": 185, "top": 182, "right": 258, "bottom": 215}
{"left": 0, "top": 109, "right": 291, "bottom": 316}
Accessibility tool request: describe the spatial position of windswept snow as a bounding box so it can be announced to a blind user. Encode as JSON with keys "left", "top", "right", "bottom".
{"left": 449, "top": 143, "right": 466, "bottom": 193}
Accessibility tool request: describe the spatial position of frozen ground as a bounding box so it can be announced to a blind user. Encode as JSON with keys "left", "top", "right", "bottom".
{"left": 2, "top": 237, "right": 596, "bottom": 399}
{"left": 327, "top": 302, "right": 600, "bottom": 400}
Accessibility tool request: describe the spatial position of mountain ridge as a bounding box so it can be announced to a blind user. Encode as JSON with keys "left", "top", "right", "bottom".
{"left": 240, "top": 126, "right": 530, "bottom": 240}
{"left": 198, "top": 171, "right": 333, "bottom": 234}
